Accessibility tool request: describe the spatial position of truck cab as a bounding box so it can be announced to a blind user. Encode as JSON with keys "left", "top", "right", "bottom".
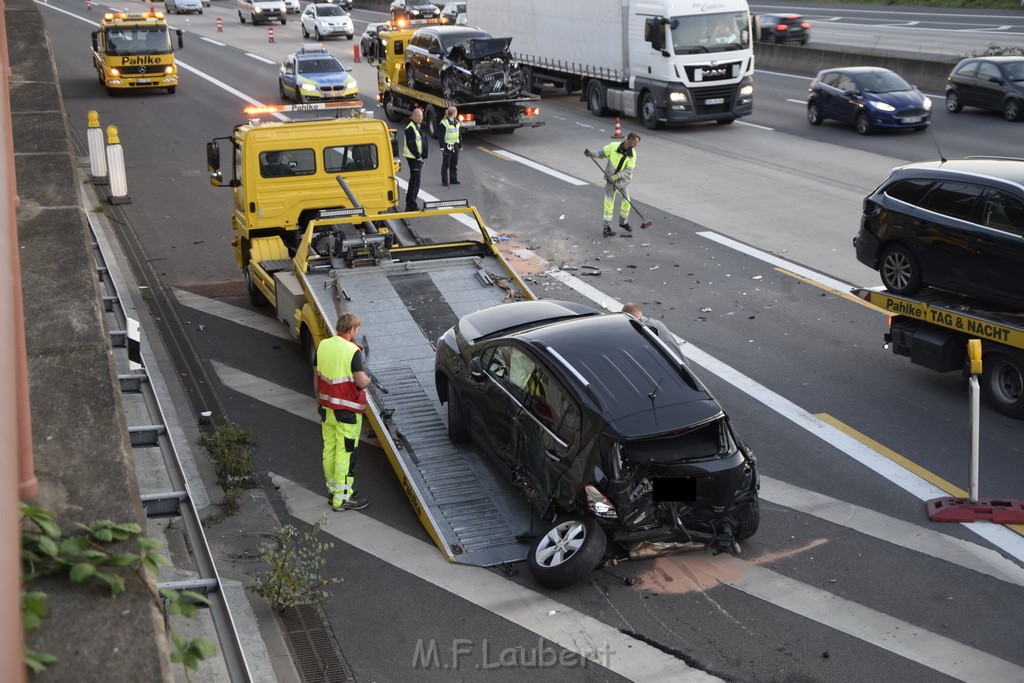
{"left": 91, "top": 11, "right": 183, "bottom": 95}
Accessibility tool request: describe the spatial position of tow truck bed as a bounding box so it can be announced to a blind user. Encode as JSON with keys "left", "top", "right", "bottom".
{"left": 302, "top": 252, "right": 534, "bottom": 565}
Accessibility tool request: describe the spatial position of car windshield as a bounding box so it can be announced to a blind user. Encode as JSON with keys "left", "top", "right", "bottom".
{"left": 105, "top": 27, "right": 172, "bottom": 55}
{"left": 1005, "top": 62, "right": 1024, "bottom": 81}
{"left": 298, "top": 57, "right": 343, "bottom": 74}
{"left": 671, "top": 12, "right": 749, "bottom": 53}
{"left": 317, "top": 5, "right": 343, "bottom": 15}
{"left": 856, "top": 71, "right": 911, "bottom": 93}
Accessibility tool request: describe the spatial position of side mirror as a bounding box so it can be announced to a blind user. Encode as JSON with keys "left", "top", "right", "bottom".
{"left": 206, "top": 141, "right": 223, "bottom": 187}
{"left": 176, "top": 28, "right": 184, "bottom": 49}
{"left": 429, "top": 45, "right": 441, "bottom": 56}
{"left": 91, "top": 31, "right": 99, "bottom": 52}
{"left": 644, "top": 17, "right": 664, "bottom": 52}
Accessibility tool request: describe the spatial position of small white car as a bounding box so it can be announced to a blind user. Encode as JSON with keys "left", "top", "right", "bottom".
{"left": 166, "top": 0, "right": 202, "bottom": 14}
{"left": 282, "top": 0, "right": 300, "bottom": 13}
{"left": 300, "top": 3, "right": 354, "bottom": 40}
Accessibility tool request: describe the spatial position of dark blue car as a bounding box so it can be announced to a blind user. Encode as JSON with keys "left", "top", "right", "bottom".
{"left": 807, "top": 66, "right": 932, "bottom": 134}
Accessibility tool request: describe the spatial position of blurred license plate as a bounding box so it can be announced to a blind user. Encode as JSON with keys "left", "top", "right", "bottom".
{"left": 325, "top": 92, "right": 342, "bottom": 98}
{"left": 704, "top": 97, "right": 725, "bottom": 105}
{"left": 903, "top": 116, "right": 922, "bottom": 123}
{"left": 652, "top": 478, "right": 697, "bottom": 502}
{"left": 462, "top": 120, "right": 476, "bottom": 126}
{"left": 137, "top": 78, "right": 151, "bottom": 84}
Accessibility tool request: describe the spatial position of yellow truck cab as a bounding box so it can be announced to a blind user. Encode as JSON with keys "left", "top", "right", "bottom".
{"left": 91, "top": 11, "right": 183, "bottom": 95}
{"left": 206, "top": 103, "right": 400, "bottom": 306}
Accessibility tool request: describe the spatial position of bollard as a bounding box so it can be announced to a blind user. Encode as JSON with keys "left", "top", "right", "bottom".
{"left": 611, "top": 117, "right": 623, "bottom": 139}
{"left": 105, "top": 125, "right": 132, "bottom": 205}
{"left": 268, "top": 26, "right": 275, "bottom": 43}
{"left": 87, "top": 111, "right": 109, "bottom": 185}
{"left": 216, "top": 16, "right": 223, "bottom": 31}
{"left": 353, "top": 43, "right": 360, "bottom": 63}
{"left": 86, "top": 0, "right": 92, "bottom": 9}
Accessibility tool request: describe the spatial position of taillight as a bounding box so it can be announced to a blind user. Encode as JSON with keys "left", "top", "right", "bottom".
{"left": 801, "top": 22, "right": 811, "bottom": 29}
{"left": 775, "top": 24, "right": 788, "bottom": 31}
{"left": 584, "top": 484, "right": 617, "bottom": 519}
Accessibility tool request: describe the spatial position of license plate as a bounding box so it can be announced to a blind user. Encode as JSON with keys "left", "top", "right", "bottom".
{"left": 903, "top": 116, "right": 922, "bottom": 123}
{"left": 652, "top": 478, "right": 697, "bottom": 502}
{"left": 462, "top": 120, "right": 476, "bottom": 127}
{"left": 137, "top": 78, "right": 151, "bottom": 84}
{"left": 704, "top": 97, "right": 725, "bottom": 105}
{"left": 325, "top": 91, "right": 341, "bottom": 98}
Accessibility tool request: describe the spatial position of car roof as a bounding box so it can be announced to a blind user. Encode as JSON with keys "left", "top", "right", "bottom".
{"left": 959, "top": 56, "right": 1024, "bottom": 64}
{"left": 418, "top": 26, "right": 489, "bottom": 38}
{"left": 819, "top": 66, "right": 894, "bottom": 76}
{"left": 891, "top": 158, "right": 1024, "bottom": 187}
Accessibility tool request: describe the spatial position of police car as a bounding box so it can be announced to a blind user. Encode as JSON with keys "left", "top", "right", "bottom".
{"left": 278, "top": 45, "right": 358, "bottom": 103}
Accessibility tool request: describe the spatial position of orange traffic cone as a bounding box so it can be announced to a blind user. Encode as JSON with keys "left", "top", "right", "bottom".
{"left": 611, "top": 117, "right": 623, "bottom": 139}
{"left": 268, "top": 26, "right": 275, "bottom": 43}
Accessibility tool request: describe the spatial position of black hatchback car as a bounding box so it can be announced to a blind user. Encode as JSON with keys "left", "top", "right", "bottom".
{"left": 945, "top": 56, "right": 1024, "bottom": 122}
{"left": 434, "top": 300, "right": 760, "bottom": 589}
{"left": 855, "top": 158, "right": 1024, "bottom": 308}
{"left": 758, "top": 14, "right": 810, "bottom": 44}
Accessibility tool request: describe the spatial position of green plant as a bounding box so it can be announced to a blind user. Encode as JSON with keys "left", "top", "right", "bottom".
{"left": 20, "top": 504, "right": 215, "bottom": 676}
{"left": 249, "top": 517, "right": 341, "bottom": 613}
{"left": 964, "top": 42, "right": 1024, "bottom": 58}
{"left": 198, "top": 422, "right": 257, "bottom": 487}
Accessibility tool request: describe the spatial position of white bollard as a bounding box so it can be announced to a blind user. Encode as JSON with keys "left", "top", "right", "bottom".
{"left": 87, "top": 110, "right": 108, "bottom": 184}
{"left": 105, "top": 125, "right": 132, "bottom": 205}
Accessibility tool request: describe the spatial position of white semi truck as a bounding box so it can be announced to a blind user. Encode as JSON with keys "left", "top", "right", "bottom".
{"left": 468, "top": 0, "right": 755, "bottom": 128}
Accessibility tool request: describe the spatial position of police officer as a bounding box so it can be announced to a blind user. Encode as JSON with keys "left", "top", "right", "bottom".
{"left": 404, "top": 108, "right": 427, "bottom": 211}
{"left": 439, "top": 105, "right": 462, "bottom": 187}
{"left": 585, "top": 132, "right": 641, "bottom": 237}
{"left": 314, "top": 313, "right": 372, "bottom": 511}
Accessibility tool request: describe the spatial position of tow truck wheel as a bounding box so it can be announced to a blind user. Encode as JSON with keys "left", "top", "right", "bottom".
{"left": 301, "top": 328, "right": 315, "bottom": 369}
{"left": 422, "top": 106, "right": 439, "bottom": 140}
{"left": 244, "top": 267, "right": 267, "bottom": 307}
{"left": 879, "top": 244, "right": 921, "bottom": 296}
{"left": 982, "top": 352, "right": 1024, "bottom": 418}
{"left": 167, "top": 86, "right": 176, "bottom": 95}
{"left": 528, "top": 516, "right": 607, "bottom": 590}
{"left": 734, "top": 499, "right": 760, "bottom": 541}
{"left": 382, "top": 94, "right": 403, "bottom": 123}
{"left": 446, "top": 388, "right": 469, "bottom": 443}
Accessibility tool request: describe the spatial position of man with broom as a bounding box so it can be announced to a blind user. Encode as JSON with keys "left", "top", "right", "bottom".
{"left": 585, "top": 132, "right": 649, "bottom": 237}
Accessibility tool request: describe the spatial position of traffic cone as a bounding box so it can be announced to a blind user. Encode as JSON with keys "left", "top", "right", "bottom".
{"left": 611, "top": 117, "right": 623, "bottom": 139}
{"left": 353, "top": 44, "right": 360, "bottom": 63}
{"left": 216, "top": 16, "right": 223, "bottom": 31}
{"left": 86, "top": 0, "right": 92, "bottom": 9}
{"left": 268, "top": 26, "right": 275, "bottom": 43}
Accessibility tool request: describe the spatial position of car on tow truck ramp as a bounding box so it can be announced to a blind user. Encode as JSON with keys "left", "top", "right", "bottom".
{"left": 279, "top": 45, "right": 358, "bottom": 102}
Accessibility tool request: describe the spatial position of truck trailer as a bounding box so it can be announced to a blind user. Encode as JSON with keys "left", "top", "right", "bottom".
{"left": 468, "top": 0, "right": 755, "bottom": 128}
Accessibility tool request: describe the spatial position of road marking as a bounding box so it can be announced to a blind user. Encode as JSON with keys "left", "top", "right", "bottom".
{"left": 270, "top": 472, "right": 720, "bottom": 682}
{"left": 486, "top": 148, "right": 590, "bottom": 186}
{"left": 735, "top": 120, "right": 775, "bottom": 131}
{"left": 212, "top": 361, "right": 315, "bottom": 422}
{"left": 173, "top": 288, "right": 292, "bottom": 340}
{"left": 244, "top": 52, "right": 277, "bottom": 65}
{"left": 776, "top": 268, "right": 883, "bottom": 309}
{"left": 201, "top": 37, "right": 226, "bottom": 46}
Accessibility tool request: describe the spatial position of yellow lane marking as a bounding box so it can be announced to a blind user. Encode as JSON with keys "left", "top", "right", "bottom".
{"left": 478, "top": 146, "right": 509, "bottom": 160}
{"left": 817, "top": 413, "right": 1024, "bottom": 536}
{"left": 774, "top": 267, "right": 885, "bottom": 312}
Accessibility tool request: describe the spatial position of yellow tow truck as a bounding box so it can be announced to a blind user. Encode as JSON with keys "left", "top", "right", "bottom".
{"left": 207, "top": 104, "right": 540, "bottom": 565}
{"left": 92, "top": 11, "right": 183, "bottom": 95}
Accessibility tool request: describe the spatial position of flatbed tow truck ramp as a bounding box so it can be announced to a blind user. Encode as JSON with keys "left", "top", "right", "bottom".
{"left": 297, "top": 205, "right": 537, "bottom": 565}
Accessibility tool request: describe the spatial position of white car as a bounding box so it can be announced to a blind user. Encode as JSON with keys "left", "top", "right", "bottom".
{"left": 282, "top": 0, "right": 300, "bottom": 13}
{"left": 166, "top": 0, "right": 202, "bottom": 14}
{"left": 300, "top": 3, "right": 354, "bottom": 40}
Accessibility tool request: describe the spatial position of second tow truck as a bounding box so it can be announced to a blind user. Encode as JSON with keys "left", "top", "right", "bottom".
{"left": 92, "top": 11, "right": 183, "bottom": 95}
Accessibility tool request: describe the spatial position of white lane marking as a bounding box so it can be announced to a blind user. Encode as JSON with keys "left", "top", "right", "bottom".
{"left": 547, "top": 267, "right": 1024, "bottom": 565}
{"left": 736, "top": 120, "right": 774, "bottom": 131}
{"left": 244, "top": 52, "right": 277, "bottom": 65}
{"left": 173, "top": 288, "right": 292, "bottom": 340}
{"left": 395, "top": 177, "right": 498, "bottom": 236}
{"left": 202, "top": 37, "right": 226, "bottom": 46}
{"left": 785, "top": 98, "right": 805, "bottom": 104}
{"left": 698, "top": 230, "right": 857, "bottom": 292}
{"left": 760, "top": 477, "right": 1024, "bottom": 587}
{"left": 212, "top": 361, "right": 316, "bottom": 421}
{"left": 270, "top": 472, "right": 720, "bottom": 682}
{"left": 712, "top": 554, "right": 1024, "bottom": 682}
{"left": 488, "top": 149, "right": 589, "bottom": 186}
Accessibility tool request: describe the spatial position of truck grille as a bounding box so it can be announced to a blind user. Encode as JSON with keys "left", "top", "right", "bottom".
{"left": 120, "top": 65, "right": 164, "bottom": 75}
{"left": 691, "top": 84, "right": 737, "bottom": 115}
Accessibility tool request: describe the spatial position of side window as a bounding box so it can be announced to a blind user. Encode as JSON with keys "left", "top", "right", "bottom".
{"left": 885, "top": 178, "right": 935, "bottom": 205}
{"left": 324, "top": 144, "right": 380, "bottom": 173}
{"left": 259, "top": 148, "right": 316, "bottom": 178}
{"left": 954, "top": 61, "right": 978, "bottom": 79}
{"left": 981, "top": 189, "right": 1024, "bottom": 235}
{"left": 410, "top": 33, "right": 427, "bottom": 50}
{"left": 835, "top": 75, "right": 856, "bottom": 93}
{"left": 480, "top": 346, "right": 535, "bottom": 400}
{"left": 977, "top": 62, "right": 1001, "bottom": 82}
{"left": 820, "top": 72, "right": 840, "bottom": 88}
{"left": 524, "top": 370, "right": 580, "bottom": 447}
{"left": 922, "top": 182, "right": 985, "bottom": 223}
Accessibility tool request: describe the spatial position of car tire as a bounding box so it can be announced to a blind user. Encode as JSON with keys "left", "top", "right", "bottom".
{"left": 945, "top": 90, "right": 962, "bottom": 113}
{"left": 639, "top": 91, "right": 662, "bottom": 130}
{"left": 734, "top": 499, "right": 760, "bottom": 541}
{"left": 528, "top": 517, "right": 607, "bottom": 590}
{"left": 446, "top": 387, "right": 470, "bottom": 443}
{"left": 302, "top": 24, "right": 308, "bottom": 38}
{"left": 1004, "top": 98, "right": 1022, "bottom": 122}
{"left": 855, "top": 112, "right": 872, "bottom": 135}
{"left": 879, "top": 244, "right": 922, "bottom": 296}
{"left": 244, "top": 266, "right": 267, "bottom": 307}
{"left": 167, "top": 86, "right": 176, "bottom": 95}
{"left": 239, "top": 10, "right": 245, "bottom": 22}
{"left": 297, "top": 89, "right": 307, "bottom": 104}
{"left": 347, "top": 33, "right": 354, "bottom": 40}
{"left": 807, "top": 102, "right": 822, "bottom": 125}
{"left": 280, "top": 17, "right": 286, "bottom": 25}
{"left": 981, "top": 352, "right": 1024, "bottom": 419}
{"left": 279, "top": 81, "right": 288, "bottom": 101}
{"left": 716, "top": 117, "right": 735, "bottom": 125}
{"left": 587, "top": 80, "right": 608, "bottom": 117}
{"left": 315, "top": 27, "right": 321, "bottom": 39}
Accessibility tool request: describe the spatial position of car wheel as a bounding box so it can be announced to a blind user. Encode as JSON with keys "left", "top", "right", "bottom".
{"left": 280, "top": 17, "right": 286, "bottom": 25}
{"left": 297, "top": 89, "right": 307, "bottom": 104}
{"left": 587, "top": 81, "right": 607, "bottom": 117}
{"left": 279, "top": 81, "right": 288, "bottom": 101}
{"left": 807, "top": 102, "right": 822, "bottom": 125}
{"left": 238, "top": 10, "right": 245, "bottom": 22}
{"left": 302, "top": 24, "right": 308, "bottom": 38}
{"left": 945, "top": 90, "right": 962, "bottom": 113}
{"left": 716, "top": 117, "right": 735, "bottom": 125}
{"left": 244, "top": 266, "right": 267, "bottom": 307}
{"left": 315, "top": 27, "right": 321, "bottom": 39}
{"left": 528, "top": 517, "right": 607, "bottom": 590}
{"left": 382, "top": 92, "right": 403, "bottom": 123}
{"left": 855, "top": 112, "right": 873, "bottom": 135}
{"left": 1004, "top": 98, "right": 1022, "bottom": 122}
{"left": 347, "top": 33, "right": 354, "bottom": 40}
{"left": 981, "top": 352, "right": 1024, "bottom": 419}
{"left": 879, "top": 244, "right": 921, "bottom": 296}
{"left": 639, "top": 91, "right": 662, "bottom": 130}
{"left": 446, "top": 387, "right": 469, "bottom": 443}
{"left": 734, "top": 500, "right": 760, "bottom": 541}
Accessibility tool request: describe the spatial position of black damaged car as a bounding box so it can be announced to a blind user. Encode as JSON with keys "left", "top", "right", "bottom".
{"left": 434, "top": 300, "right": 760, "bottom": 589}
{"left": 405, "top": 26, "right": 524, "bottom": 101}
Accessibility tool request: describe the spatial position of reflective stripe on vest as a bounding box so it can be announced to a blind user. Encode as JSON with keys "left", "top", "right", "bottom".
{"left": 315, "top": 336, "right": 367, "bottom": 413}
{"left": 441, "top": 118, "right": 460, "bottom": 145}
{"left": 404, "top": 121, "right": 423, "bottom": 159}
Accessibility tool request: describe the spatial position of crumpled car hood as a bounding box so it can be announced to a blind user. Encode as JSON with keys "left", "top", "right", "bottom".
{"left": 450, "top": 37, "right": 514, "bottom": 61}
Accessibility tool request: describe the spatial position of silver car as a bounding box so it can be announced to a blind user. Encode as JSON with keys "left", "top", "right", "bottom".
{"left": 166, "top": 0, "right": 203, "bottom": 14}
{"left": 301, "top": 3, "right": 354, "bottom": 40}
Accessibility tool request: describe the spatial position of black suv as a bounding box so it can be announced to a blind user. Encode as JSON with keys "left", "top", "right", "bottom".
{"left": 855, "top": 158, "right": 1024, "bottom": 308}
{"left": 405, "top": 26, "right": 523, "bottom": 101}
{"left": 434, "top": 300, "right": 760, "bottom": 589}
{"left": 945, "top": 56, "right": 1024, "bottom": 122}
{"left": 758, "top": 14, "right": 809, "bottom": 44}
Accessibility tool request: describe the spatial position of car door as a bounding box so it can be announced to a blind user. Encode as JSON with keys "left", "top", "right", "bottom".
{"left": 464, "top": 344, "right": 532, "bottom": 469}
{"left": 950, "top": 60, "right": 981, "bottom": 107}
{"left": 830, "top": 73, "right": 863, "bottom": 123}
{"left": 816, "top": 72, "right": 846, "bottom": 120}
{"left": 917, "top": 181, "right": 986, "bottom": 292}
{"left": 972, "top": 188, "right": 1024, "bottom": 303}
{"left": 301, "top": 5, "right": 314, "bottom": 34}
{"left": 514, "top": 367, "right": 581, "bottom": 505}
{"left": 424, "top": 34, "right": 444, "bottom": 89}
{"left": 279, "top": 55, "right": 297, "bottom": 97}
{"left": 974, "top": 61, "right": 1005, "bottom": 110}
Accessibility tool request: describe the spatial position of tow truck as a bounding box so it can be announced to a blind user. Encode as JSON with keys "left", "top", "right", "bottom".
{"left": 373, "top": 21, "right": 543, "bottom": 138}
{"left": 854, "top": 287, "right": 1024, "bottom": 418}
{"left": 92, "top": 11, "right": 183, "bottom": 95}
{"left": 206, "top": 103, "right": 539, "bottom": 565}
